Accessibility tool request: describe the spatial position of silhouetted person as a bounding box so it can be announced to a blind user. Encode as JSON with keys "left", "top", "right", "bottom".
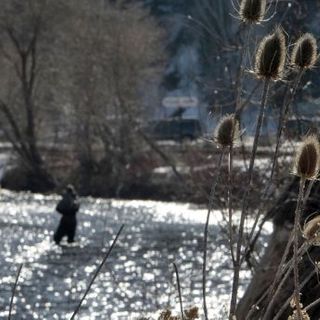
{"left": 54, "top": 185, "right": 80, "bottom": 245}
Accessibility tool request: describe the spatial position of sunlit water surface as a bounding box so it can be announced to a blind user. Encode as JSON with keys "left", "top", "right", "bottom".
{"left": 0, "top": 190, "right": 272, "bottom": 319}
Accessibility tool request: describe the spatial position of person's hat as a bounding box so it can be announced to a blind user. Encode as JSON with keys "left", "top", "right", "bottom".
{"left": 65, "top": 184, "right": 75, "bottom": 194}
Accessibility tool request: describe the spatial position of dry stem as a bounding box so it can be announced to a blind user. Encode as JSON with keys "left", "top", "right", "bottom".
{"left": 8, "top": 263, "right": 23, "bottom": 320}
{"left": 243, "top": 72, "right": 303, "bottom": 264}
{"left": 203, "top": 150, "right": 225, "bottom": 320}
{"left": 229, "top": 79, "right": 270, "bottom": 319}
{"left": 228, "top": 145, "right": 236, "bottom": 264}
{"left": 173, "top": 262, "right": 184, "bottom": 320}
{"left": 293, "top": 178, "right": 306, "bottom": 320}
{"left": 70, "top": 224, "right": 124, "bottom": 320}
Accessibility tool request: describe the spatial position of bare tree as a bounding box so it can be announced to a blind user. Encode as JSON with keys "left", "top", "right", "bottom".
{"left": 62, "top": 0, "right": 165, "bottom": 194}
{"left": 0, "top": 0, "right": 70, "bottom": 190}
{"left": 0, "top": 0, "right": 164, "bottom": 193}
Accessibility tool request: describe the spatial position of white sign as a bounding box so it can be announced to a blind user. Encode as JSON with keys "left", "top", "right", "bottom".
{"left": 162, "top": 96, "right": 198, "bottom": 108}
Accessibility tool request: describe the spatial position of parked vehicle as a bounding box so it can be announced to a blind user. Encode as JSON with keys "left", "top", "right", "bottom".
{"left": 146, "top": 119, "right": 202, "bottom": 141}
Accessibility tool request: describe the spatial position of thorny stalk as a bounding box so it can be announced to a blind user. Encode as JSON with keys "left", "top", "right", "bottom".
{"left": 293, "top": 178, "right": 306, "bottom": 320}
{"left": 262, "top": 242, "right": 309, "bottom": 320}
{"left": 203, "top": 150, "right": 225, "bottom": 320}
{"left": 270, "top": 71, "right": 303, "bottom": 180}
{"left": 235, "top": 25, "right": 252, "bottom": 112}
{"left": 236, "top": 82, "right": 262, "bottom": 172}
{"left": 273, "top": 270, "right": 315, "bottom": 320}
{"left": 261, "top": 230, "right": 294, "bottom": 319}
{"left": 8, "top": 263, "right": 23, "bottom": 320}
{"left": 234, "top": 26, "right": 255, "bottom": 172}
{"left": 246, "top": 241, "right": 309, "bottom": 320}
{"left": 263, "top": 180, "right": 316, "bottom": 319}
{"left": 243, "top": 71, "right": 304, "bottom": 264}
{"left": 229, "top": 79, "right": 270, "bottom": 319}
{"left": 228, "top": 145, "right": 236, "bottom": 264}
{"left": 303, "top": 179, "right": 315, "bottom": 209}
{"left": 70, "top": 224, "right": 124, "bottom": 320}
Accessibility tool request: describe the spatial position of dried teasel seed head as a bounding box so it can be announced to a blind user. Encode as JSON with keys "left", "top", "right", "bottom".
{"left": 214, "top": 114, "right": 240, "bottom": 148}
{"left": 239, "top": 0, "right": 267, "bottom": 24}
{"left": 294, "top": 135, "right": 320, "bottom": 180}
{"left": 289, "top": 297, "right": 303, "bottom": 310}
{"left": 291, "top": 33, "right": 318, "bottom": 70}
{"left": 303, "top": 215, "right": 320, "bottom": 245}
{"left": 288, "top": 309, "right": 310, "bottom": 320}
{"left": 255, "top": 28, "right": 286, "bottom": 80}
{"left": 184, "top": 306, "right": 199, "bottom": 319}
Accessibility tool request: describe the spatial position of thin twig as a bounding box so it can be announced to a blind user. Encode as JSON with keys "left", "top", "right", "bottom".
{"left": 235, "top": 25, "right": 252, "bottom": 112}
{"left": 243, "top": 72, "right": 303, "bottom": 260}
{"left": 246, "top": 174, "right": 311, "bottom": 267}
{"left": 203, "top": 150, "right": 225, "bottom": 320}
{"left": 8, "top": 263, "right": 23, "bottom": 320}
{"left": 305, "top": 296, "right": 320, "bottom": 312}
{"left": 245, "top": 289, "right": 269, "bottom": 320}
{"left": 270, "top": 71, "right": 303, "bottom": 180}
{"left": 273, "top": 270, "right": 315, "bottom": 320}
{"left": 263, "top": 181, "right": 309, "bottom": 320}
{"left": 262, "top": 242, "right": 309, "bottom": 320}
{"left": 261, "top": 230, "right": 294, "bottom": 319}
{"left": 303, "top": 179, "right": 315, "bottom": 209}
{"left": 228, "top": 145, "right": 236, "bottom": 265}
{"left": 173, "top": 263, "right": 184, "bottom": 320}
{"left": 70, "top": 224, "right": 124, "bottom": 320}
{"left": 229, "top": 79, "right": 271, "bottom": 319}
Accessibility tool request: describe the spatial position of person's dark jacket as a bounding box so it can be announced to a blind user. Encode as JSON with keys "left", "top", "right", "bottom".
{"left": 56, "top": 190, "right": 79, "bottom": 217}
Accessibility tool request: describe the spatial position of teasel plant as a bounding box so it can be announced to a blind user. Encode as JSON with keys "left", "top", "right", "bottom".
{"left": 242, "top": 32, "right": 319, "bottom": 270}
{"left": 234, "top": 0, "right": 282, "bottom": 113}
{"left": 270, "top": 32, "right": 318, "bottom": 181}
{"left": 275, "top": 213, "right": 320, "bottom": 320}
{"left": 202, "top": 114, "right": 240, "bottom": 320}
{"left": 234, "top": 0, "right": 270, "bottom": 166}
{"left": 246, "top": 238, "right": 311, "bottom": 319}
{"left": 234, "top": 0, "right": 268, "bottom": 111}
{"left": 216, "top": 114, "right": 240, "bottom": 263}
{"left": 229, "top": 27, "right": 287, "bottom": 319}
{"left": 262, "top": 136, "right": 320, "bottom": 320}
{"left": 263, "top": 137, "right": 320, "bottom": 320}
{"left": 290, "top": 135, "right": 320, "bottom": 320}
{"left": 238, "top": 0, "right": 267, "bottom": 24}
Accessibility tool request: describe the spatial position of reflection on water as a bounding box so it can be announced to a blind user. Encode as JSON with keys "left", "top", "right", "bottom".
{"left": 0, "top": 190, "right": 271, "bottom": 319}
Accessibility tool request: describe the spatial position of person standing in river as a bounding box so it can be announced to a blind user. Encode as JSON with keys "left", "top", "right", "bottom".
{"left": 54, "top": 184, "right": 80, "bottom": 245}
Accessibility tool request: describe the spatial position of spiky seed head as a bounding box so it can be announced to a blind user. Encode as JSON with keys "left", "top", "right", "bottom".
{"left": 239, "top": 0, "right": 267, "bottom": 24}
{"left": 255, "top": 28, "right": 286, "bottom": 80}
{"left": 184, "top": 307, "right": 199, "bottom": 319}
{"left": 288, "top": 309, "right": 310, "bottom": 320}
{"left": 214, "top": 114, "right": 240, "bottom": 148}
{"left": 291, "top": 33, "right": 318, "bottom": 70}
{"left": 294, "top": 135, "right": 320, "bottom": 180}
{"left": 303, "top": 215, "right": 320, "bottom": 245}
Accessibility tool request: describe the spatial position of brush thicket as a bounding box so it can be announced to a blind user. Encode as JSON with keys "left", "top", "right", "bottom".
{"left": 255, "top": 28, "right": 286, "bottom": 80}
{"left": 240, "top": 0, "right": 266, "bottom": 24}
{"left": 294, "top": 135, "right": 320, "bottom": 180}
{"left": 291, "top": 33, "right": 318, "bottom": 70}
